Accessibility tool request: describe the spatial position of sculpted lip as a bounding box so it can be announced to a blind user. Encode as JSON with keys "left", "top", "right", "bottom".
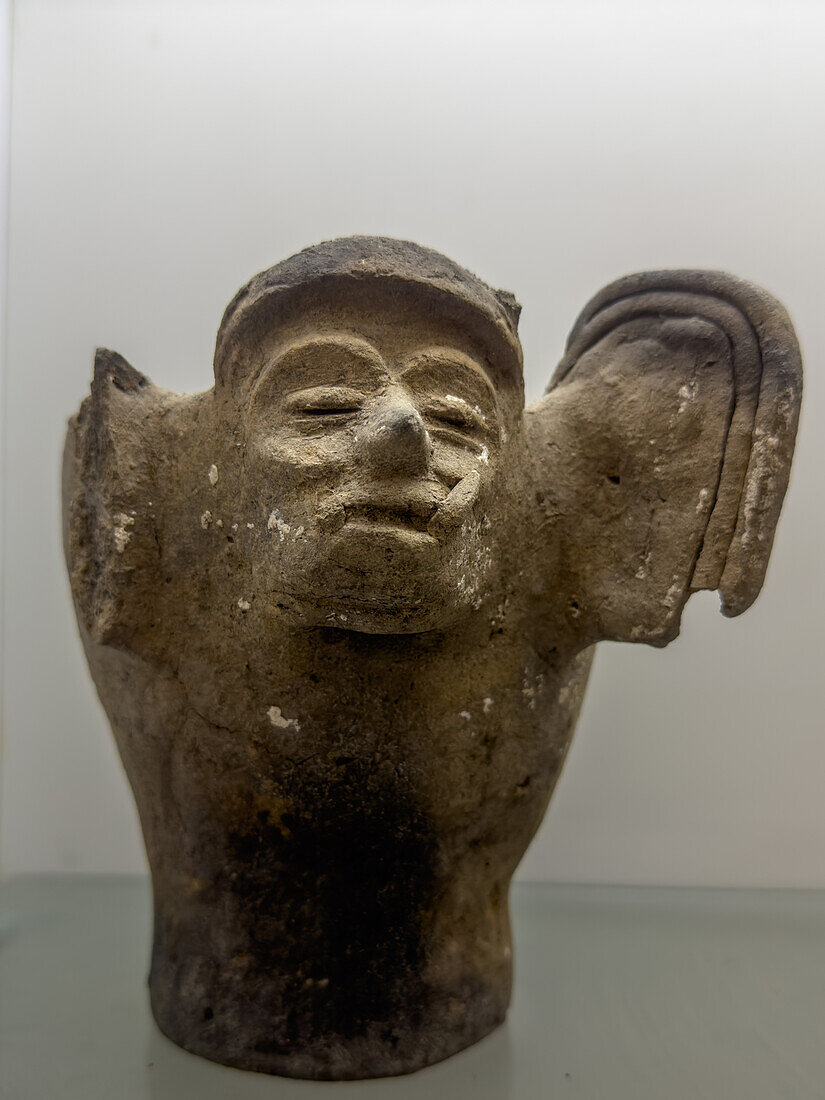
{"left": 317, "top": 487, "right": 442, "bottom": 536}
{"left": 344, "top": 502, "right": 435, "bottom": 534}
{"left": 316, "top": 474, "right": 482, "bottom": 539}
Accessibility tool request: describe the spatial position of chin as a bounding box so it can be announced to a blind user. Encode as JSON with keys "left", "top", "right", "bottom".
{"left": 321, "top": 600, "right": 452, "bottom": 635}
{"left": 292, "top": 561, "right": 490, "bottom": 634}
{"left": 312, "top": 560, "right": 464, "bottom": 636}
{"left": 254, "top": 522, "right": 497, "bottom": 634}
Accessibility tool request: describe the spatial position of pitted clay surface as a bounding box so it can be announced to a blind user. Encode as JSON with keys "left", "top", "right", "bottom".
{"left": 63, "top": 237, "right": 802, "bottom": 1079}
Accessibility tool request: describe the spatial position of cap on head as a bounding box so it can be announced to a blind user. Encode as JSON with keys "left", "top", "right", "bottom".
{"left": 213, "top": 236, "right": 524, "bottom": 401}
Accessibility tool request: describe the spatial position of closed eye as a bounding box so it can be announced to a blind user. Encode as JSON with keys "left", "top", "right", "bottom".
{"left": 301, "top": 404, "right": 360, "bottom": 416}
{"left": 284, "top": 386, "right": 365, "bottom": 417}
{"left": 423, "top": 396, "right": 486, "bottom": 434}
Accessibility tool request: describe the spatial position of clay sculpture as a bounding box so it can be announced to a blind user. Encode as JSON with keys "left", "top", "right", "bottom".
{"left": 63, "top": 237, "right": 802, "bottom": 1078}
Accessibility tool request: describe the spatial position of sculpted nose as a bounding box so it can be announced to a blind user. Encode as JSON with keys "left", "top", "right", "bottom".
{"left": 361, "top": 398, "right": 431, "bottom": 478}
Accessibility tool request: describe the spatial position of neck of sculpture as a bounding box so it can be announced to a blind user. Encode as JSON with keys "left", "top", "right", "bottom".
{"left": 265, "top": 615, "right": 498, "bottom": 716}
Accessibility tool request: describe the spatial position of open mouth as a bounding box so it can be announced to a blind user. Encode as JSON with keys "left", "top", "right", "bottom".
{"left": 317, "top": 471, "right": 480, "bottom": 540}
{"left": 343, "top": 502, "right": 436, "bottom": 534}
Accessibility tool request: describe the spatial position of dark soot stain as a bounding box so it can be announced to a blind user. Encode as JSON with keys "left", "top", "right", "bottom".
{"left": 225, "top": 759, "right": 438, "bottom": 1050}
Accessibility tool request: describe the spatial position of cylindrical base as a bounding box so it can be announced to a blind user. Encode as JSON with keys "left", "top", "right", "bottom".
{"left": 141, "top": 743, "right": 517, "bottom": 1078}
{"left": 146, "top": 861, "right": 513, "bottom": 1079}
{"left": 150, "top": 976, "right": 508, "bottom": 1080}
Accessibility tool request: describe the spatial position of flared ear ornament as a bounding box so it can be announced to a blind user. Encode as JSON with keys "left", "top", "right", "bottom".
{"left": 63, "top": 348, "right": 164, "bottom": 646}
{"left": 527, "top": 270, "right": 802, "bottom": 645}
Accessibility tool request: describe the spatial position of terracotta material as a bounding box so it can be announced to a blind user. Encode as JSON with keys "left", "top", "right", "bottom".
{"left": 63, "top": 237, "right": 802, "bottom": 1079}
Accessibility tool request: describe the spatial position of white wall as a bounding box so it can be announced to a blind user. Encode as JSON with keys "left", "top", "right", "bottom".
{"left": 2, "top": 0, "right": 823, "bottom": 885}
{"left": 0, "top": 0, "right": 10, "bottom": 879}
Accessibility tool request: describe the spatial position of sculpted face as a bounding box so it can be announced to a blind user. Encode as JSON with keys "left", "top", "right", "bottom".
{"left": 236, "top": 291, "right": 519, "bottom": 632}
{"left": 64, "top": 237, "right": 802, "bottom": 1081}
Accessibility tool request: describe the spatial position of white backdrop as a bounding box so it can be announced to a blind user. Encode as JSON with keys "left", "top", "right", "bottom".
{"left": 2, "top": 0, "right": 823, "bottom": 884}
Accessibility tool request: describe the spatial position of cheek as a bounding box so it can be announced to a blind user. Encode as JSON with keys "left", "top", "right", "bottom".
{"left": 432, "top": 441, "right": 494, "bottom": 487}
{"left": 248, "top": 429, "right": 357, "bottom": 485}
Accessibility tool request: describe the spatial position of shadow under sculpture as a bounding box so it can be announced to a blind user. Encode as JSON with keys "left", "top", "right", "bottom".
{"left": 63, "top": 237, "right": 802, "bottom": 1080}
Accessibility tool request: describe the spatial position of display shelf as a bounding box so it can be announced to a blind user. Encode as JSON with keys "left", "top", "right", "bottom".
{"left": 2, "top": 876, "right": 825, "bottom": 1098}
